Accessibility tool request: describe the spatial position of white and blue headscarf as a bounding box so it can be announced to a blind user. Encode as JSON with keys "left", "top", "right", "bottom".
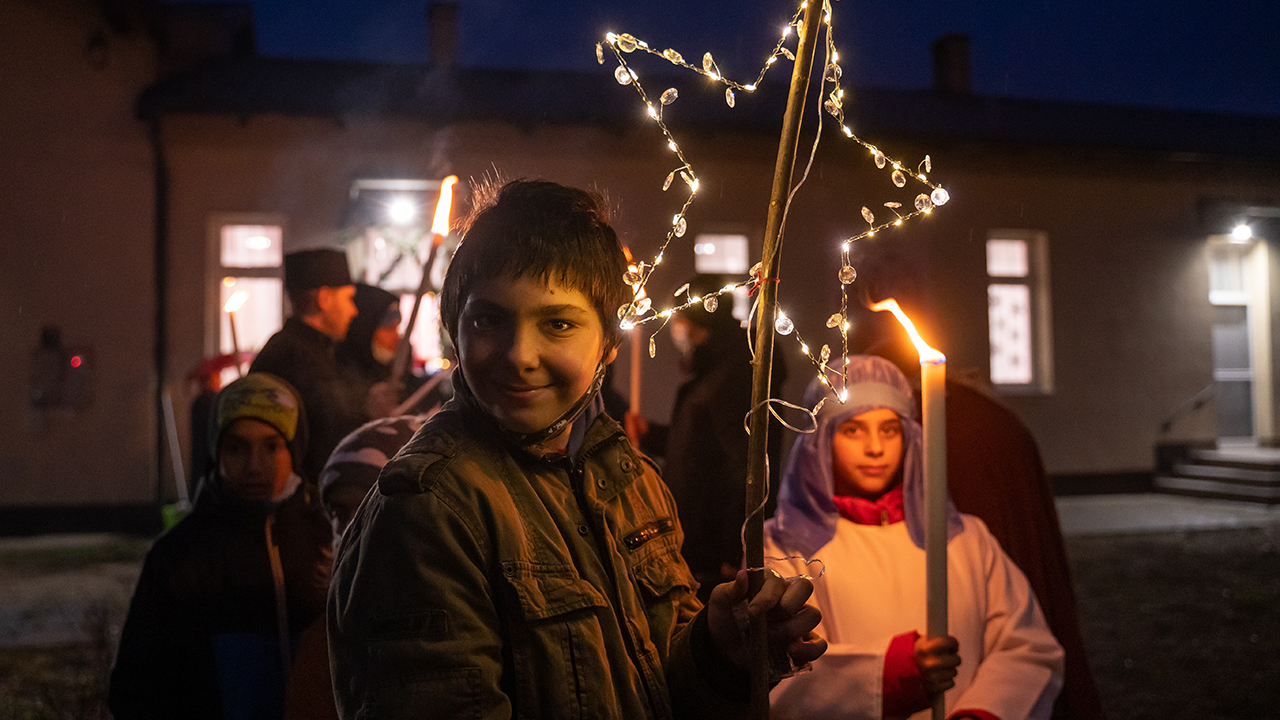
{"left": 766, "top": 355, "right": 963, "bottom": 556}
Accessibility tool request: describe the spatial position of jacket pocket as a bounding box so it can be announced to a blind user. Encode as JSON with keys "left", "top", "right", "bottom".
{"left": 501, "top": 562, "right": 612, "bottom": 720}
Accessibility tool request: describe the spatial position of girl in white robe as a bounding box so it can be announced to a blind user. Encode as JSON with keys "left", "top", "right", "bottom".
{"left": 766, "top": 355, "right": 1064, "bottom": 720}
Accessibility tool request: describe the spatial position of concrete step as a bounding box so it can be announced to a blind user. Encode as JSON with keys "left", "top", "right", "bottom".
{"left": 1188, "top": 447, "right": 1280, "bottom": 467}
{"left": 1171, "top": 462, "right": 1280, "bottom": 485}
{"left": 1153, "top": 474, "right": 1280, "bottom": 504}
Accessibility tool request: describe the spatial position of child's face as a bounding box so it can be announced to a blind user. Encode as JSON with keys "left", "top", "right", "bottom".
{"left": 456, "top": 274, "right": 616, "bottom": 446}
{"left": 218, "top": 418, "right": 294, "bottom": 502}
{"left": 830, "top": 408, "right": 904, "bottom": 499}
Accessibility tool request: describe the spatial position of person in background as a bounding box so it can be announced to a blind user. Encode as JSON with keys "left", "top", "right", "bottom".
{"left": 336, "top": 283, "right": 450, "bottom": 417}
{"left": 631, "top": 273, "right": 786, "bottom": 601}
{"left": 283, "top": 414, "right": 430, "bottom": 720}
{"left": 765, "top": 355, "right": 1064, "bottom": 720}
{"left": 251, "top": 249, "right": 368, "bottom": 487}
{"left": 328, "top": 179, "right": 826, "bottom": 718}
{"left": 110, "top": 373, "right": 332, "bottom": 720}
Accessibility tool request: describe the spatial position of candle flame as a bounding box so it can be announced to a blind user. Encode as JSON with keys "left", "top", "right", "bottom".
{"left": 224, "top": 291, "right": 248, "bottom": 313}
{"left": 869, "top": 298, "right": 945, "bottom": 364}
{"left": 431, "top": 176, "right": 459, "bottom": 238}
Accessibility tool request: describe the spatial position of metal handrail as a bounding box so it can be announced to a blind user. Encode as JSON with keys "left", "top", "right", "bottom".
{"left": 1160, "top": 384, "right": 1215, "bottom": 434}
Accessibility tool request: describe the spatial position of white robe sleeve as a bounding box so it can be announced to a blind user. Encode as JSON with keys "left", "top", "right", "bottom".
{"left": 948, "top": 519, "right": 1065, "bottom": 720}
{"left": 770, "top": 639, "right": 886, "bottom": 720}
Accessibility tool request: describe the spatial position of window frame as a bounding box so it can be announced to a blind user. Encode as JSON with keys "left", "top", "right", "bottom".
{"left": 986, "top": 229, "right": 1054, "bottom": 395}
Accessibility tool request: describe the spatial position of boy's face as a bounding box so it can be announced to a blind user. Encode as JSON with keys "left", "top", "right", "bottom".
{"left": 830, "top": 408, "right": 904, "bottom": 500}
{"left": 457, "top": 274, "right": 616, "bottom": 447}
{"left": 218, "top": 418, "right": 294, "bottom": 502}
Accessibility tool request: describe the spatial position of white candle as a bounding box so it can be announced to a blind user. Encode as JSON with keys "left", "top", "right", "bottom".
{"left": 921, "top": 355, "right": 947, "bottom": 720}
{"left": 869, "top": 298, "right": 948, "bottom": 720}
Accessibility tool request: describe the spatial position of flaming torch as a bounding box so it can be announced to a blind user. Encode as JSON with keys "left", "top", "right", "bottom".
{"left": 869, "top": 298, "right": 947, "bottom": 720}
{"left": 223, "top": 290, "right": 249, "bottom": 377}
{"left": 392, "top": 175, "right": 458, "bottom": 383}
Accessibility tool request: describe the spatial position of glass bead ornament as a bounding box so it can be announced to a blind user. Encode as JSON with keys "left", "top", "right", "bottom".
{"left": 914, "top": 193, "right": 932, "bottom": 211}
{"left": 662, "top": 171, "right": 675, "bottom": 191}
{"left": 624, "top": 269, "right": 642, "bottom": 286}
{"left": 826, "top": 313, "right": 842, "bottom": 328}
{"left": 884, "top": 201, "right": 901, "bottom": 209}
{"left": 931, "top": 187, "right": 950, "bottom": 206}
{"left": 636, "top": 296, "right": 652, "bottom": 315}
{"left": 702, "top": 52, "right": 718, "bottom": 75}
{"left": 819, "top": 345, "right": 831, "bottom": 363}
{"left": 649, "top": 337, "right": 656, "bottom": 358}
{"left": 703, "top": 294, "right": 718, "bottom": 313}
{"left": 874, "top": 149, "right": 887, "bottom": 169}
{"left": 861, "top": 206, "right": 875, "bottom": 224}
{"left": 725, "top": 88, "right": 735, "bottom": 108}
{"left": 674, "top": 217, "right": 687, "bottom": 237}
{"left": 781, "top": 47, "right": 795, "bottom": 61}
{"left": 617, "top": 33, "right": 639, "bottom": 52}
{"left": 824, "top": 98, "right": 840, "bottom": 118}
{"left": 824, "top": 63, "right": 842, "bottom": 82}
{"left": 663, "top": 48, "right": 684, "bottom": 63}
{"left": 660, "top": 88, "right": 678, "bottom": 105}
{"left": 615, "top": 65, "right": 633, "bottom": 85}
{"left": 774, "top": 312, "right": 794, "bottom": 336}
{"left": 674, "top": 282, "right": 690, "bottom": 298}
{"left": 891, "top": 169, "right": 906, "bottom": 187}
{"left": 838, "top": 265, "right": 856, "bottom": 285}
{"left": 596, "top": 43, "right": 604, "bottom": 64}
{"left": 923, "top": 155, "right": 932, "bottom": 173}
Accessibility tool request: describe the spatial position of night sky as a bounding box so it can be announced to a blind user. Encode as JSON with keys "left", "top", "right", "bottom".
{"left": 175, "top": 0, "right": 1280, "bottom": 117}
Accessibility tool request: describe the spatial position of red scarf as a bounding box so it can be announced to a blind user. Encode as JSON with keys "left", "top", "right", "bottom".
{"left": 832, "top": 485, "right": 905, "bottom": 526}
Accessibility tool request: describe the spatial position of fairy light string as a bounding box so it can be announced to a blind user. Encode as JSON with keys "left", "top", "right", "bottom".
{"left": 603, "top": 0, "right": 951, "bottom": 420}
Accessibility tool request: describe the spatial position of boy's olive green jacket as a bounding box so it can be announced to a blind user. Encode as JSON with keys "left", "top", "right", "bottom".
{"left": 328, "top": 401, "right": 749, "bottom": 719}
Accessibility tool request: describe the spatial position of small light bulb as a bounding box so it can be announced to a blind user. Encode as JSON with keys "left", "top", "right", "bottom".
{"left": 783, "top": 26, "right": 792, "bottom": 36}
{"left": 667, "top": 141, "right": 678, "bottom": 151}
{"left": 832, "top": 50, "right": 839, "bottom": 62}
{"left": 842, "top": 242, "right": 850, "bottom": 251}
{"left": 1233, "top": 224, "right": 1253, "bottom": 241}
{"left": 647, "top": 105, "right": 657, "bottom": 118}
{"left": 745, "top": 83, "right": 756, "bottom": 91}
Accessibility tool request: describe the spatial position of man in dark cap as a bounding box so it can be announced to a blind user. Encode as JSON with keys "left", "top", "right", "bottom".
{"left": 251, "top": 248, "right": 368, "bottom": 487}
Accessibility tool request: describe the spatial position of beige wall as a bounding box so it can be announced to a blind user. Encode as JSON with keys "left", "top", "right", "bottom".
{"left": 4, "top": 1, "right": 1278, "bottom": 513}
{"left": 161, "top": 112, "right": 1280, "bottom": 482}
{"left": 0, "top": 0, "right": 156, "bottom": 506}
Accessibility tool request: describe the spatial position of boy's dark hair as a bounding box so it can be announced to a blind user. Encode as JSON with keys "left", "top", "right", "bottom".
{"left": 441, "top": 179, "right": 629, "bottom": 351}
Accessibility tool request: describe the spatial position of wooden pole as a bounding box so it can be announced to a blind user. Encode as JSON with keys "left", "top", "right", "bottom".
{"left": 744, "top": 3, "right": 821, "bottom": 716}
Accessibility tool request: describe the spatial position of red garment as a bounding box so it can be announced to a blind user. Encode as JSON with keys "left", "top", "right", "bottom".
{"left": 945, "top": 379, "right": 1105, "bottom": 720}
{"left": 883, "top": 630, "right": 929, "bottom": 719}
{"left": 833, "top": 485, "right": 905, "bottom": 526}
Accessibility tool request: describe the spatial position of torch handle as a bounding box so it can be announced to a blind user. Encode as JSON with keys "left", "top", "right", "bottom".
{"left": 391, "top": 233, "right": 444, "bottom": 381}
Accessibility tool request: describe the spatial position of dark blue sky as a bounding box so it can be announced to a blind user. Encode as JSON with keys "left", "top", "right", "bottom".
{"left": 194, "top": 0, "right": 1280, "bottom": 117}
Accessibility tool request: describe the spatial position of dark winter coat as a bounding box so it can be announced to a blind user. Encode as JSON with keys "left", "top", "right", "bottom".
{"left": 251, "top": 318, "right": 368, "bottom": 484}
{"left": 659, "top": 324, "right": 785, "bottom": 592}
{"left": 109, "top": 477, "right": 332, "bottom": 720}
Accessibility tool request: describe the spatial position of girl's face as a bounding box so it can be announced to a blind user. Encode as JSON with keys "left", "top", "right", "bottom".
{"left": 830, "top": 408, "right": 904, "bottom": 500}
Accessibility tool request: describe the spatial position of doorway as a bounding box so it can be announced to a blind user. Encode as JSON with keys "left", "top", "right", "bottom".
{"left": 1207, "top": 236, "right": 1272, "bottom": 445}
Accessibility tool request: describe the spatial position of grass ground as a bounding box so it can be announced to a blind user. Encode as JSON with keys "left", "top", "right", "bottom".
{"left": 1066, "top": 524, "right": 1280, "bottom": 719}
{"left": 0, "top": 526, "right": 1278, "bottom": 718}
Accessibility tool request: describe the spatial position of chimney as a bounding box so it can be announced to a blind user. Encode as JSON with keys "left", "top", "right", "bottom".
{"left": 428, "top": 2, "right": 458, "bottom": 67}
{"left": 931, "top": 34, "right": 971, "bottom": 96}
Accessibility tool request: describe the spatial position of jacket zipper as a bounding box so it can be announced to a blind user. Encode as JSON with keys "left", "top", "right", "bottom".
{"left": 264, "top": 515, "right": 292, "bottom": 676}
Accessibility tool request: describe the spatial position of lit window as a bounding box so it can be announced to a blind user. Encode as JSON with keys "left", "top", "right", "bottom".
{"left": 693, "top": 233, "right": 749, "bottom": 274}
{"left": 987, "top": 232, "right": 1053, "bottom": 393}
{"left": 213, "top": 220, "right": 285, "bottom": 376}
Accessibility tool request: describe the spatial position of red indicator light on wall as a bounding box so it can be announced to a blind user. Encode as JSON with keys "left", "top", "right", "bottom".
{"left": 70, "top": 355, "right": 83, "bottom": 368}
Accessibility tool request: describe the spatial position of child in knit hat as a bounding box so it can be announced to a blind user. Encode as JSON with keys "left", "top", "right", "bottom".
{"left": 111, "top": 373, "right": 332, "bottom": 720}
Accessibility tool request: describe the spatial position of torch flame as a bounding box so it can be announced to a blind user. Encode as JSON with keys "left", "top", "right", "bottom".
{"left": 431, "top": 176, "right": 459, "bottom": 238}
{"left": 224, "top": 291, "right": 248, "bottom": 313}
{"left": 869, "top": 298, "right": 945, "bottom": 365}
